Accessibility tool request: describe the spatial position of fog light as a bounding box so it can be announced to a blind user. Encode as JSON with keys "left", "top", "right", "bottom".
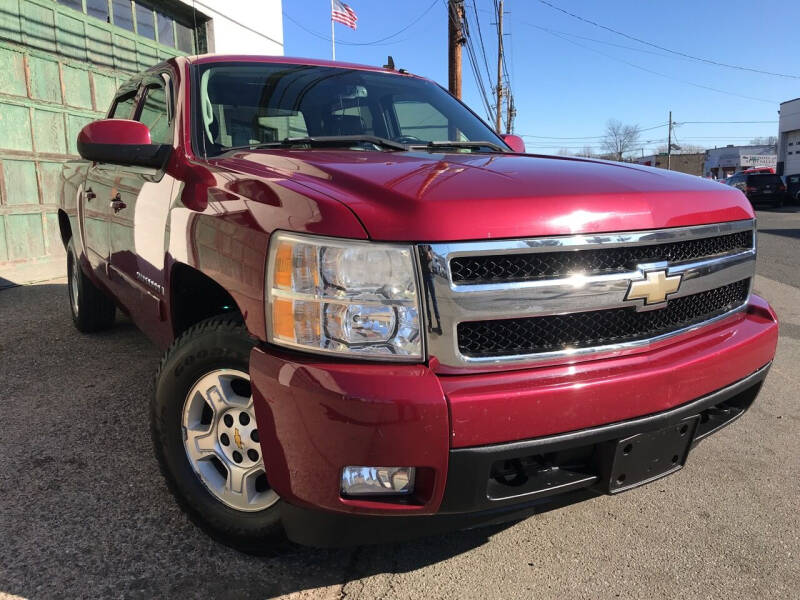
{"left": 341, "top": 466, "right": 415, "bottom": 496}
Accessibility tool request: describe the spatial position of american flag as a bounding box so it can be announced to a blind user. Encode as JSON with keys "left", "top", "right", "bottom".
{"left": 331, "top": 0, "right": 357, "bottom": 30}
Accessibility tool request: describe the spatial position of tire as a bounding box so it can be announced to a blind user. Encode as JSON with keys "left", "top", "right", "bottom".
{"left": 151, "top": 316, "right": 285, "bottom": 553}
{"left": 66, "top": 237, "right": 116, "bottom": 332}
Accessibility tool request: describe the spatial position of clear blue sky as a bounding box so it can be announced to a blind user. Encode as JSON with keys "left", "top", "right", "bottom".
{"left": 281, "top": 0, "right": 800, "bottom": 156}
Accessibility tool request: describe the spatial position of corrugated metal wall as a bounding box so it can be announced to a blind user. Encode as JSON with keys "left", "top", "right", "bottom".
{"left": 0, "top": 0, "right": 190, "bottom": 285}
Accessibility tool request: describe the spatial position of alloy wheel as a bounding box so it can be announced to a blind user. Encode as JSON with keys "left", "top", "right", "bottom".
{"left": 181, "top": 369, "right": 278, "bottom": 512}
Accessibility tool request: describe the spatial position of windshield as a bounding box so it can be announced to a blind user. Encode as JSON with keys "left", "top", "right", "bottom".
{"left": 194, "top": 62, "right": 505, "bottom": 156}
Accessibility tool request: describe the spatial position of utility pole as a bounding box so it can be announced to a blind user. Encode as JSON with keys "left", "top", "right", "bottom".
{"left": 667, "top": 110, "right": 673, "bottom": 170}
{"left": 506, "top": 93, "right": 516, "bottom": 134}
{"left": 495, "top": 0, "right": 504, "bottom": 133}
{"left": 447, "top": 0, "right": 464, "bottom": 99}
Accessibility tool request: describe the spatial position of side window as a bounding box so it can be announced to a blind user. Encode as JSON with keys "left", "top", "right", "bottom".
{"left": 137, "top": 83, "right": 172, "bottom": 145}
{"left": 256, "top": 112, "right": 308, "bottom": 141}
{"left": 394, "top": 100, "right": 450, "bottom": 141}
{"left": 110, "top": 92, "right": 137, "bottom": 119}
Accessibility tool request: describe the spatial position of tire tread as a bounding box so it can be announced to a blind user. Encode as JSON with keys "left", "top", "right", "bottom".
{"left": 151, "top": 316, "right": 288, "bottom": 554}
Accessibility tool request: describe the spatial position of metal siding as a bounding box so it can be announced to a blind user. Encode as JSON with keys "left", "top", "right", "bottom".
{"left": 0, "top": 0, "right": 186, "bottom": 283}
{"left": 785, "top": 132, "right": 800, "bottom": 176}
{"left": 0, "top": 215, "right": 8, "bottom": 262}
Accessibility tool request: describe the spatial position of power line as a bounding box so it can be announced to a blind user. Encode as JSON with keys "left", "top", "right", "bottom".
{"left": 521, "top": 22, "right": 693, "bottom": 62}
{"left": 194, "top": 0, "right": 282, "bottom": 46}
{"left": 520, "top": 123, "right": 668, "bottom": 140}
{"left": 446, "top": 0, "right": 495, "bottom": 123}
{"left": 678, "top": 120, "right": 778, "bottom": 124}
{"left": 536, "top": 0, "right": 800, "bottom": 80}
{"left": 468, "top": 1, "right": 494, "bottom": 90}
{"left": 538, "top": 27, "right": 778, "bottom": 105}
{"left": 283, "top": 0, "right": 439, "bottom": 47}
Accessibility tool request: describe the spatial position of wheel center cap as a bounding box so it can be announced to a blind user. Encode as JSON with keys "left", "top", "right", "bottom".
{"left": 217, "top": 408, "right": 259, "bottom": 467}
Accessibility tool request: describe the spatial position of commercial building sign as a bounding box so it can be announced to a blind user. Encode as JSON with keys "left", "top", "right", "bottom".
{"left": 741, "top": 154, "right": 777, "bottom": 167}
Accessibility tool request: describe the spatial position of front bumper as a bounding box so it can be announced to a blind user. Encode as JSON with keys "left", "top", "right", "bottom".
{"left": 249, "top": 296, "right": 778, "bottom": 546}
{"left": 279, "top": 364, "right": 768, "bottom": 547}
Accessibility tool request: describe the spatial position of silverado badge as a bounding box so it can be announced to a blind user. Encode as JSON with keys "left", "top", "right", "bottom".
{"left": 625, "top": 268, "right": 682, "bottom": 308}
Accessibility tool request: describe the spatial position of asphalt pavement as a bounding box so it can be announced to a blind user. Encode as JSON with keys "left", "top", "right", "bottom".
{"left": 0, "top": 208, "right": 798, "bottom": 600}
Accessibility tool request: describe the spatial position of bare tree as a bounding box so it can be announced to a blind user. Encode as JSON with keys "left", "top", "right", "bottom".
{"left": 601, "top": 119, "right": 641, "bottom": 161}
{"left": 749, "top": 136, "right": 777, "bottom": 146}
{"left": 577, "top": 146, "right": 595, "bottom": 158}
{"left": 557, "top": 147, "right": 573, "bottom": 156}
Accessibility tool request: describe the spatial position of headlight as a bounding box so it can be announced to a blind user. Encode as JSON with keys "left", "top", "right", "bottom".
{"left": 266, "top": 232, "right": 423, "bottom": 360}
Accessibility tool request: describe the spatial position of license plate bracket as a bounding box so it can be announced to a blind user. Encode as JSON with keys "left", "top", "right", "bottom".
{"left": 602, "top": 415, "right": 700, "bottom": 494}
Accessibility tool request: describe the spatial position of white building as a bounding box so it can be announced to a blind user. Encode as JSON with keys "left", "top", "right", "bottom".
{"left": 182, "top": 0, "right": 284, "bottom": 55}
{"left": 778, "top": 98, "right": 800, "bottom": 177}
{"left": 703, "top": 145, "right": 777, "bottom": 180}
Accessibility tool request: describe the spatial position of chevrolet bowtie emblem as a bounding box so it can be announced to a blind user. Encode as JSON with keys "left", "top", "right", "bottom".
{"left": 625, "top": 269, "right": 682, "bottom": 308}
{"left": 233, "top": 428, "right": 243, "bottom": 450}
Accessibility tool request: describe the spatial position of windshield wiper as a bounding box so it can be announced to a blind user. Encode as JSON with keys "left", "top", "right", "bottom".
{"left": 408, "top": 140, "right": 507, "bottom": 153}
{"left": 219, "top": 135, "right": 408, "bottom": 154}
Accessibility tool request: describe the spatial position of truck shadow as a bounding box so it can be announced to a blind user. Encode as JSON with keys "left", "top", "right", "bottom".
{"left": 0, "top": 282, "right": 523, "bottom": 599}
{"left": 758, "top": 228, "right": 800, "bottom": 240}
{"left": 756, "top": 205, "right": 800, "bottom": 213}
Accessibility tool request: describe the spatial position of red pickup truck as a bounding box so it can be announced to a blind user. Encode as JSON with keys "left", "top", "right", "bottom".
{"left": 59, "top": 55, "right": 778, "bottom": 551}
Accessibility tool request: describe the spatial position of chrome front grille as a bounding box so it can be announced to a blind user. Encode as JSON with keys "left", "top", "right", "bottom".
{"left": 457, "top": 279, "right": 750, "bottom": 358}
{"left": 419, "top": 220, "right": 756, "bottom": 370}
{"left": 450, "top": 230, "right": 753, "bottom": 284}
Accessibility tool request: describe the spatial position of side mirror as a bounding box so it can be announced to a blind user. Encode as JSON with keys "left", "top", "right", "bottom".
{"left": 77, "top": 119, "right": 171, "bottom": 169}
{"left": 501, "top": 134, "right": 526, "bottom": 153}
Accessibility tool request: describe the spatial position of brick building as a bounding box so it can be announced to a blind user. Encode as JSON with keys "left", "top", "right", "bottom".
{"left": 634, "top": 153, "right": 704, "bottom": 177}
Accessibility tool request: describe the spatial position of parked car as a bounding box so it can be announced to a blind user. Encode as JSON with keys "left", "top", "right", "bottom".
{"left": 785, "top": 173, "right": 800, "bottom": 203}
{"left": 725, "top": 172, "right": 786, "bottom": 207}
{"left": 58, "top": 55, "right": 778, "bottom": 551}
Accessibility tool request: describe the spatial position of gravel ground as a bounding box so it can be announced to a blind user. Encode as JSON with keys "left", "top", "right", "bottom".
{"left": 0, "top": 208, "right": 798, "bottom": 600}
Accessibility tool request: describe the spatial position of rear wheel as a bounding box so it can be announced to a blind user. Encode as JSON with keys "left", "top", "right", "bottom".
{"left": 66, "top": 237, "right": 115, "bottom": 332}
{"left": 151, "top": 317, "right": 284, "bottom": 553}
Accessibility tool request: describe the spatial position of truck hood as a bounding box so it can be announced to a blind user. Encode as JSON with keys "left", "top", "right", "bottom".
{"left": 216, "top": 150, "right": 753, "bottom": 241}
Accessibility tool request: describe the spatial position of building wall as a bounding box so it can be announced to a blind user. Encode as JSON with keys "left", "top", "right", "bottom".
{"left": 0, "top": 0, "right": 283, "bottom": 285}
{"left": 183, "top": 0, "right": 283, "bottom": 55}
{"left": 778, "top": 98, "right": 800, "bottom": 176}
{"left": 634, "top": 153, "right": 704, "bottom": 177}
{"left": 703, "top": 145, "right": 777, "bottom": 179}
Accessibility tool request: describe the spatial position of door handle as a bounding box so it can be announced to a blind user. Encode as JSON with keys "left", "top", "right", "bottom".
{"left": 85, "top": 187, "right": 96, "bottom": 200}
{"left": 110, "top": 194, "right": 126, "bottom": 213}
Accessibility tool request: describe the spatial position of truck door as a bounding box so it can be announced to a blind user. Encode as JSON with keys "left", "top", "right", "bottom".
{"left": 81, "top": 89, "right": 139, "bottom": 276}
{"left": 106, "top": 73, "right": 176, "bottom": 340}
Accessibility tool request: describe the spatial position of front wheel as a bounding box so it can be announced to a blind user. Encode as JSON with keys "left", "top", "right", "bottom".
{"left": 151, "top": 317, "right": 284, "bottom": 553}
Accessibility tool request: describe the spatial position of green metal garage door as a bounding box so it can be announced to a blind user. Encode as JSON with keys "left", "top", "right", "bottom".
{"left": 0, "top": 0, "right": 204, "bottom": 285}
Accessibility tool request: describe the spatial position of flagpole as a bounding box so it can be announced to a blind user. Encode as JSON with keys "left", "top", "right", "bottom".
{"left": 330, "top": 0, "right": 335, "bottom": 60}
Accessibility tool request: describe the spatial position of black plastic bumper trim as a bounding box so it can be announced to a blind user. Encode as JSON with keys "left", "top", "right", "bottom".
{"left": 439, "top": 362, "right": 770, "bottom": 513}
{"left": 280, "top": 488, "right": 599, "bottom": 548}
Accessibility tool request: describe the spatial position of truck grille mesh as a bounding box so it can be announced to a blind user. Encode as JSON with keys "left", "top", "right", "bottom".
{"left": 457, "top": 279, "right": 750, "bottom": 358}
{"left": 450, "top": 230, "right": 753, "bottom": 285}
